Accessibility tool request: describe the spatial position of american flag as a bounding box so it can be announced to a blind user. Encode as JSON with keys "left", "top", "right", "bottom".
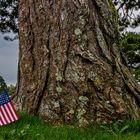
{"left": 0, "top": 90, "right": 19, "bottom": 126}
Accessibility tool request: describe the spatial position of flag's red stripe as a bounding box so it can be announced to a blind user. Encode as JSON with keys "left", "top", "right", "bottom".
{"left": 9, "top": 102, "right": 19, "bottom": 120}
{"left": 0, "top": 107, "right": 5, "bottom": 125}
{"left": 0, "top": 105, "right": 8, "bottom": 125}
{"left": 2, "top": 105, "right": 11, "bottom": 123}
{"left": 0, "top": 102, "right": 19, "bottom": 126}
{"left": 8, "top": 102, "right": 19, "bottom": 120}
{"left": 1, "top": 105, "right": 11, "bottom": 124}
{"left": 6, "top": 102, "right": 17, "bottom": 121}
{"left": 6, "top": 102, "right": 15, "bottom": 122}
{"left": 3, "top": 104, "right": 12, "bottom": 123}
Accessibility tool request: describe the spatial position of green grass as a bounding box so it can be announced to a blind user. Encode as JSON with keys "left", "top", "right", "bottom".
{"left": 1, "top": 113, "right": 140, "bottom": 140}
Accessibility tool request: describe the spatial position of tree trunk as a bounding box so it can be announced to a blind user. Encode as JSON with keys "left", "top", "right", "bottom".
{"left": 15, "top": 0, "right": 140, "bottom": 126}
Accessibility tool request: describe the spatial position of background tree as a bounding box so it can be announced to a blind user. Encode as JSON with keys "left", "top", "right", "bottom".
{"left": 7, "top": 84, "right": 16, "bottom": 95}
{"left": 14, "top": 0, "right": 140, "bottom": 127}
{"left": 0, "top": 0, "right": 18, "bottom": 33}
{"left": 0, "top": 75, "right": 7, "bottom": 92}
{"left": 113, "top": 0, "right": 140, "bottom": 30}
{"left": 0, "top": 0, "right": 18, "bottom": 40}
{"left": 120, "top": 32, "right": 140, "bottom": 83}
{"left": 0, "top": 75, "right": 15, "bottom": 95}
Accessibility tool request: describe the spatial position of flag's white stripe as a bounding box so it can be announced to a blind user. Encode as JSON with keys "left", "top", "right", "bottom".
{"left": 0, "top": 112, "right": 2, "bottom": 126}
{"left": 0, "top": 106, "right": 7, "bottom": 125}
{"left": 4, "top": 104, "right": 14, "bottom": 122}
{"left": 8, "top": 102, "right": 18, "bottom": 120}
{"left": 0, "top": 110, "right": 4, "bottom": 125}
{"left": 1, "top": 105, "right": 10, "bottom": 123}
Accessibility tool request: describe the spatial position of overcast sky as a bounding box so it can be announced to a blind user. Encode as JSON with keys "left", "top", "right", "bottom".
{"left": 0, "top": 34, "right": 19, "bottom": 85}
{"left": 0, "top": 26, "right": 140, "bottom": 85}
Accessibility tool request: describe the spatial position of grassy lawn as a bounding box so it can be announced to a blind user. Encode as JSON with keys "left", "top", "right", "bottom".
{"left": 1, "top": 113, "right": 140, "bottom": 140}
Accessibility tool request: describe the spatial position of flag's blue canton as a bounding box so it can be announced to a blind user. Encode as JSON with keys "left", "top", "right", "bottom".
{"left": 0, "top": 91, "right": 11, "bottom": 106}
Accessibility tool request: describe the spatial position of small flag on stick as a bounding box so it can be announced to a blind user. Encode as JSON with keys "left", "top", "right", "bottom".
{"left": 0, "top": 90, "right": 19, "bottom": 126}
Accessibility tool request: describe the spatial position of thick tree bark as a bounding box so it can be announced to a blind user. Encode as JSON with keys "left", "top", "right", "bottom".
{"left": 16, "top": 0, "right": 140, "bottom": 126}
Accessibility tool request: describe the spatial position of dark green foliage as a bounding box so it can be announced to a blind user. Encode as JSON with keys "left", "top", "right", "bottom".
{"left": 120, "top": 32, "right": 140, "bottom": 82}
{"left": 0, "top": 76, "right": 15, "bottom": 95}
{"left": 0, "top": 75, "right": 7, "bottom": 92}
{"left": 7, "top": 84, "right": 15, "bottom": 95}
{"left": 113, "top": 0, "right": 140, "bottom": 31}
{"left": 0, "top": 0, "right": 18, "bottom": 34}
